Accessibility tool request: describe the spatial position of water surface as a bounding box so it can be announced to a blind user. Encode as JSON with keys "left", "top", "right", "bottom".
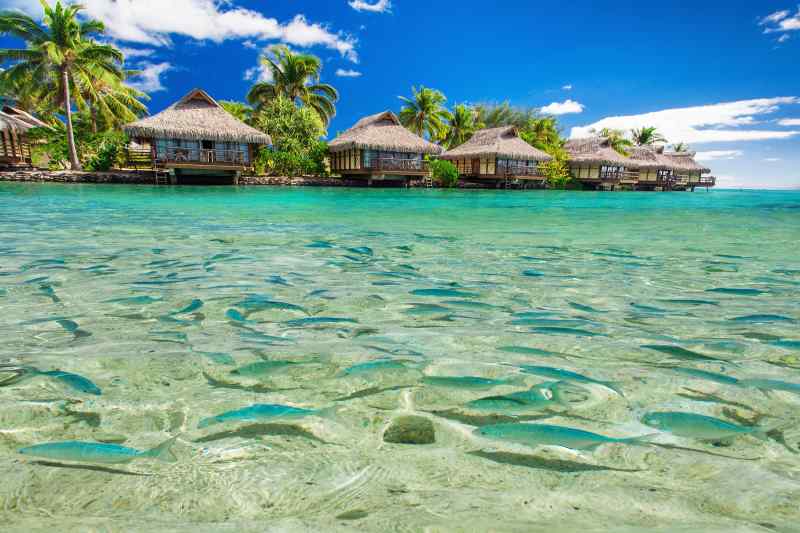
{"left": 1, "top": 184, "right": 799, "bottom": 532}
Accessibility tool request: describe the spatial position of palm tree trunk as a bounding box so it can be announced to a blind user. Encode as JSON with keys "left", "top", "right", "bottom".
{"left": 62, "top": 67, "right": 82, "bottom": 170}
{"left": 90, "top": 105, "right": 98, "bottom": 134}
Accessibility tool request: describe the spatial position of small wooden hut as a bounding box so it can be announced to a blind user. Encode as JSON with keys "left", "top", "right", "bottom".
{"left": 628, "top": 146, "right": 714, "bottom": 191}
{"left": 441, "top": 126, "right": 552, "bottom": 185}
{"left": 564, "top": 137, "right": 637, "bottom": 189}
{"left": 328, "top": 111, "right": 442, "bottom": 184}
{"left": 0, "top": 105, "right": 48, "bottom": 168}
{"left": 124, "top": 88, "right": 271, "bottom": 183}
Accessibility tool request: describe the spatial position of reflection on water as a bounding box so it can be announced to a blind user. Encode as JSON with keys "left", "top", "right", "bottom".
{"left": 1, "top": 184, "right": 799, "bottom": 531}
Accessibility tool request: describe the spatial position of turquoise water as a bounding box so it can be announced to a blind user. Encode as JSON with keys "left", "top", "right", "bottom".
{"left": 1, "top": 183, "right": 799, "bottom": 532}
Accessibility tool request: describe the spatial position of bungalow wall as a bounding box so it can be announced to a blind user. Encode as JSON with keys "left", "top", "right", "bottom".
{"left": 570, "top": 164, "right": 600, "bottom": 180}
{"left": 639, "top": 169, "right": 658, "bottom": 182}
{"left": 0, "top": 129, "right": 31, "bottom": 165}
{"left": 330, "top": 148, "right": 362, "bottom": 172}
{"left": 152, "top": 138, "right": 251, "bottom": 164}
{"left": 450, "top": 157, "right": 496, "bottom": 176}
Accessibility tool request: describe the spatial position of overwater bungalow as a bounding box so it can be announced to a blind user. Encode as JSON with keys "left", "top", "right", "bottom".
{"left": 124, "top": 88, "right": 271, "bottom": 184}
{"left": 628, "top": 146, "right": 714, "bottom": 191}
{"left": 441, "top": 126, "right": 552, "bottom": 188}
{"left": 564, "top": 137, "right": 638, "bottom": 190}
{"left": 0, "top": 105, "right": 48, "bottom": 168}
{"left": 328, "top": 111, "right": 442, "bottom": 185}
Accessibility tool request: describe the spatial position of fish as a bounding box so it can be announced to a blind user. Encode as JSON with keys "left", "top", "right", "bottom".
{"left": 530, "top": 327, "right": 603, "bottom": 337}
{"left": 230, "top": 360, "right": 302, "bottom": 377}
{"left": 266, "top": 275, "right": 291, "bottom": 286}
{"left": 422, "top": 375, "right": 526, "bottom": 390}
{"left": 198, "top": 404, "right": 329, "bottom": 429}
{"left": 410, "top": 288, "right": 478, "bottom": 298}
{"left": 239, "top": 330, "right": 292, "bottom": 345}
{"left": 514, "top": 365, "right": 623, "bottom": 396}
{"left": 641, "top": 345, "right": 735, "bottom": 365}
{"left": 770, "top": 340, "right": 800, "bottom": 349}
{"left": 739, "top": 378, "right": 800, "bottom": 396}
{"left": 38, "top": 284, "right": 60, "bottom": 303}
{"left": 235, "top": 296, "right": 307, "bottom": 315}
{"left": 630, "top": 303, "right": 667, "bottom": 314}
{"left": 284, "top": 317, "right": 358, "bottom": 327}
{"left": 465, "top": 382, "right": 587, "bottom": 413}
{"left": 193, "top": 351, "right": 235, "bottom": 365}
{"left": 568, "top": 302, "right": 604, "bottom": 313}
{"left": 341, "top": 359, "right": 412, "bottom": 376}
{"left": 19, "top": 438, "right": 177, "bottom": 464}
{"left": 55, "top": 319, "right": 91, "bottom": 338}
{"left": 512, "top": 318, "right": 593, "bottom": 327}
{"left": 668, "top": 367, "right": 740, "bottom": 386}
{"left": 641, "top": 412, "right": 767, "bottom": 441}
{"left": 474, "top": 423, "right": 652, "bottom": 451}
{"left": 1, "top": 366, "right": 101, "bottom": 395}
{"left": 347, "top": 247, "right": 373, "bottom": 256}
{"left": 498, "top": 346, "right": 558, "bottom": 357}
{"left": 172, "top": 299, "right": 204, "bottom": 315}
{"left": 442, "top": 300, "right": 507, "bottom": 311}
{"left": 307, "top": 240, "right": 334, "bottom": 249}
{"left": 730, "top": 314, "right": 795, "bottom": 324}
{"left": 522, "top": 270, "right": 545, "bottom": 278}
{"left": 706, "top": 288, "right": 766, "bottom": 296}
{"left": 225, "top": 309, "right": 249, "bottom": 323}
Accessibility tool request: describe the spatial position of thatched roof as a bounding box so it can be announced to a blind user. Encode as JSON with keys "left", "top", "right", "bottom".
{"left": 663, "top": 151, "right": 711, "bottom": 174}
{"left": 441, "top": 126, "right": 552, "bottom": 161}
{"left": 565, "top": 137, "right": 631, "bottom": 167}
{"left": 124, "top": 88, "right": 271, "bottom": 144}
{"left": 1, "top": 106, "right": 49, "bottom": 129}
{"left": 329, "top": 111, "right": 442, "bottom": 154}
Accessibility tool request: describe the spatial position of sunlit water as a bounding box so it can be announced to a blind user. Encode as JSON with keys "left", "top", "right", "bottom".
{"left": 1, "top": 183, "right": 799, "bottom": 532}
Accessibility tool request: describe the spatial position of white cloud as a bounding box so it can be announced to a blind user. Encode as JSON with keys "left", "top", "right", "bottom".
{"left": 571, "top": 97, "right": 800, "bottom": 143}
{"left": 760, "top": 7, "right": 800, "bottom": 33}
{"left": 695, "top": 150, "right": 743, "bottom": 161}
{"left": 540, "top": 99, "right": 584, "bottom": 115}
{"left": 128, "top": 62, "right": 172, "bottom": 93}
{"left": 118, "top": 46, "right": 156, "bottom": 58}
{"left": 778, "top": 34, "right": 791, "bottom": 43}
{"left": 348, "top": 0, "right": 392, "bottom": 13}
{"left": 13, "top": 0, "right": 356, "bottom": 61}
{"left": 335, "top": 68, "right": 362, "bottom": 77}
{"left": 562, "top": 84, "right": 573, "bottom": 91}
{"left": 764, "top": 158, "right": 783, "bottom": 162}
{"left": 778, "top": 118, "right": 800, "bottom": 126}
{"left": 760, "top": 10, "right": 790, "bottom": 26}
{"left": 244, "top": 64, "right": 273, "bottom": 83}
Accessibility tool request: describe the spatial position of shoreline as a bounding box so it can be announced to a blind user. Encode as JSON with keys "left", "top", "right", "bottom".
{"left": 0, "top": 169, "right": 516, "bottom": 189}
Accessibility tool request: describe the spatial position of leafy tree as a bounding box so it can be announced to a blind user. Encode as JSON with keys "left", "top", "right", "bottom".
{"left": 246, "top": 45, "right": 338, "bottom": 126}
{"left": 671, "top": 142, "right": 689, "bottom": 152}
{"left": 540, "top": 147, "right": 573, "bottom": 189}
{"left": 27, "top": 118, "right": 128, "bottom": 171}
{"left": 220, "top": 100, "right": 254, "bottom": 125}
{"left": 398, "top": 86, "right": 450, "bottom": 140}
{"left": 631, "top": 126, "right": 667, "bottom": 146}
{"left": 0, "top": 0, "right": 129, "bottom": 169}
{"left": 599, "top": 128, "right": 634, "bottom": 156}
{"left": 77, "top": 70, "right": 149, "bottom": 133}
{"left": 428, "top": 158, "right": 459, "bottom": 188}
{"left": 251, "top": 96, "right": 327, "bottom": 177}
{"left": 442, "top": 104, "right": 478, "bottom": 149}
{"left": 473, "top": 102, "right": 536, "bottom": 129}
{"left": 519, "top": 116, "right": 562, "bottom": 152}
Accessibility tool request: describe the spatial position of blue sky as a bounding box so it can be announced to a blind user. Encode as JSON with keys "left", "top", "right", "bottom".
{"left": 2, "top": 0, "right": 800, "bottom": 188}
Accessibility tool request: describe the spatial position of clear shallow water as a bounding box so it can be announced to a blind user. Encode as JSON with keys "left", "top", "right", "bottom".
{"left": 0, "top": 183, "right": 799, "bottom": 532}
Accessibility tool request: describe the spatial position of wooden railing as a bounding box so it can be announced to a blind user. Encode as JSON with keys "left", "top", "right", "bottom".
{"left": 363, "top": 158, "right": 429, "bottom": 172}
{"left": 699, "top": 176, "right": 716, "bottom": 186}
{"left": 498, "top": 165, "right": 545, "bottom": 178}
{"left": 158, "top": 148, "right": 247, "bottom": 165}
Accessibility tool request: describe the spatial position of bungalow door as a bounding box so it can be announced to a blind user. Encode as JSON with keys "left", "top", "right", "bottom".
{"left": 472, "top": 158, "right": 481, "bottom": 177}
{"left": 201, "top": 140, "right": 215, "bottom": 163}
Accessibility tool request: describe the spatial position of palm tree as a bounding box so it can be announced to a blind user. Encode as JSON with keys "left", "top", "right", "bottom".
{"left": 473, "top": 102, "right": 535, "bottom": 129}
{"left": 398, "top": 86, "right": 450, "bottom": 140}
{"left": 220, "top": 100, "right": 254, "bottom": 125}
{"left": 631, "top": 126, "right": 667, "bottom": 146}
{"left": 522, "top": 116, "right": 562, "bottom": 152}
{"left": 0, "top": 1, "right": 125, "bottom": 169}
{"left": 599, "top": 128, "right": 634, "bottom": 156}
{"left": 443, "top": 104, "right": 478, "bottom": 149}
{"left": 246, "top": 45, "right": 338, "bottom": 126}
{"left": 671, "top": 142, "right": 689, "bottom": 152}
{"left": 77, "top": 70, "right": 149, "bottom": 133}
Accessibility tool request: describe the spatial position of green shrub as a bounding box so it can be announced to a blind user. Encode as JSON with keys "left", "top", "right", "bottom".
{"left": 255, "top": 140, "right": 329, "bottom": 177}
{"left": 28, "top": 125, "right": 127, "bottom": 171}
{"left": 429, "top": 158, "right": 459, "bottom": 188}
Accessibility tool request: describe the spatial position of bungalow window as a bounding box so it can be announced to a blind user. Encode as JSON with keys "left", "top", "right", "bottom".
{"left": 657, "top": 169, "right": 673, "bottom": 180}
{"left": 600, "top": 165, "right": 622, "bottom": 179}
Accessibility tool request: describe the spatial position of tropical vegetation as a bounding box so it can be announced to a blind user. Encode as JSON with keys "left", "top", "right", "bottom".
{"left": 0, "top": 0, "right": 143, "bottom": 169}
{"left": 246, "top": 45, "right": 339, "bottom": 127}
{"left": 631, "top": 126, "right": 667, "bottom": 146}
{"left": 398, "top": 86, "right": 450, "bottom": 141}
